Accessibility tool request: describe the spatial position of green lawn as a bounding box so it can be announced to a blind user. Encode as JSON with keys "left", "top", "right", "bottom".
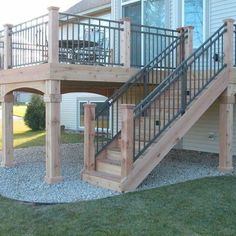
{"left": 13, "top": 105, "right": 27, "bottom": 117}
{"left": 0, "top": 119, "right": 83, "bottom": 150}
{"left": 0, "top": 176, "right": 235, "bottom": 235}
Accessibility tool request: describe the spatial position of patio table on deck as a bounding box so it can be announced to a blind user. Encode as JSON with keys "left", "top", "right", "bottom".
{"left": 59, "top": 39, "right": 109, "bottom": 65}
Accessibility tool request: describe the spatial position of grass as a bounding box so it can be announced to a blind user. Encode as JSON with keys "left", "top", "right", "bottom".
{"left": 0, "top": 119, "right": 83, "bottom": 150}
{"left": 13, "top": 105, "right": 27, "bottom": 117}
{"left": 0, "top": 176, "right": 235, "bottom": 235}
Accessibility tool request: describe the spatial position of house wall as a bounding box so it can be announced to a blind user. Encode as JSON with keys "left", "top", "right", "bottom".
{"left": 209, "top": 0, "right": 236, "bottom": 34}
{"left": 61, "top": 92, "right": 107, "bottom": 131}
{"left": 182, "top": 101, "right": 236, "bottom": 154}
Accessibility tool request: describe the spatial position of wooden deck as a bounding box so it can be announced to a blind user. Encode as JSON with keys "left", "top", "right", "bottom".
{"left": 0, "top": 63, "right": 139, "bottom": 96}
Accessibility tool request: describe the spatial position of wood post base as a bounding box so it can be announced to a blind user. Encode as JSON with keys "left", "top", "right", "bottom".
{"left": 1, "top": 161, "right": 15, "bottom": 168}
{"left": 218, "top": 166, "right": 233, "bottom": 173}
{"left": 44, "top": 176, "right": 63, "bottom": 184}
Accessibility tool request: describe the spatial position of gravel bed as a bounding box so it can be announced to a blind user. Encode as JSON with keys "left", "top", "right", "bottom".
{"left": 0, "top": 144, "right": 235, "bottom": 203}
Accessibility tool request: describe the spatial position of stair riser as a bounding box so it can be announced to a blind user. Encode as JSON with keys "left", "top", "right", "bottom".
{"left": 107, "top": 150, "right": 122, "bottom": 161}
{"left": 96, "top": 161, "right": 121, "bottom": 176}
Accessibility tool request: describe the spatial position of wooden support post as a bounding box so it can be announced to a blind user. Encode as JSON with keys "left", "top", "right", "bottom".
{"left": 3, "top": 24, "right": 13, "bottom": 69}
{"left": 1, "top": 93, "right": 14, "bottom": 167}
{"left": 48, "top": 6, "right": 59, "bottom": 63}
{"left": 44, "top": 80, "right": 62, "bottom": 184}
{"left": 83, "top": 103, "right": 96, "bottom": 171}
{"left": 120, "top": 18, "right": 131, "bottom": 68}
{"left": 218, "top": 85, "right": 235, "bottom": 172}
{"left": 121, "top": 104, "right": 135, "bottom": 178}
{"left": 218, "top": 19, "right": 235, "bottom": 172}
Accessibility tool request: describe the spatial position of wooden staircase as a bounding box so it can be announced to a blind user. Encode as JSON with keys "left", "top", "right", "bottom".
{"left": 81, "top": 69, "right": 228, "bottom": 192}
{"left": 81, "top": 22, "right": 230, "bottom": 192}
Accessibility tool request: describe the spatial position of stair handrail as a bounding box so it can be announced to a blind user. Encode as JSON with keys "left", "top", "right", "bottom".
{"left": 133, "top": 23, "right": 227, "bottom": 160}
{"left": 94, "top": 29, "right": 188, "bottom": 156}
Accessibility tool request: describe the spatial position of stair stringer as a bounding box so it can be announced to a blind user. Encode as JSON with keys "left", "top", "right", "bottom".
{"left": 121, "top": 69, "right": 228, "bottom": 192}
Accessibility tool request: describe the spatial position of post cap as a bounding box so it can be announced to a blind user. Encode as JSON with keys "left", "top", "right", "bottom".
{"left": 223, "top": 18, "right": 235, "bottom": 24}
{"left": 48, "top": 6, "right": 60, "bottom": 11}
{"left": 3, "top": 24, "right": 13, "bottom": 28}
{"left": 176, "top": 26, "right": 194, "bottom": 32}
{"left": 83, "top": 103, "right": 96, "bottom": 108}
{"left": 121, "top": 17, "right": 131, "bottom": 23}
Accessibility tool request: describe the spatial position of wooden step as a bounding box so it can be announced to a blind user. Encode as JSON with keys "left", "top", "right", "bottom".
{"left": 107, "top": 147, "right": 122, "bottom": 161}
{"left": 96, "top": 158, "right": 121, "bottom": 176}
{"left": 81, "top": 170, "right": 121, "bottom": 192}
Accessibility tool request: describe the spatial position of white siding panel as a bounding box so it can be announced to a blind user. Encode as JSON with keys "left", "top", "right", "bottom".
{"left": 183, "top": 101, "right": 236, "bottom": 154}
{"left": 210, "top": 0, "right": 236, "bottom": 34}
{"left": 61, "top": 93, "right": 107, "bottom": 131}
{"left": 61, "top": 93, "right": 78, "bottom": 130}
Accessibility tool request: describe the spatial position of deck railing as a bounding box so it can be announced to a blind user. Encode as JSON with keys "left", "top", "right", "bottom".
{"left": 0, "top": 7, "right": 185, "bottom": 69}
{"left": 133, "top": 23, "right": 226, "bottom": 160}
{"left": 130, "top": 24, "right": 179, "bottom": 67}
{"left": 11, "top": 14, "right": 49, "bottom": 68}
{"left": 59, "top": 13, "right": 123, "bottom": 66}
{"left": 94, "top": 30, "right": 188, "bottom": 156}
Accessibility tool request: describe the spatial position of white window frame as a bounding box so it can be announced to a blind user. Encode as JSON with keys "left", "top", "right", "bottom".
{"left": 77, "top": 97, "right": 110, "bottom": 131}
{"left": 181, "top": 0, "right": 209, "bottom": 47}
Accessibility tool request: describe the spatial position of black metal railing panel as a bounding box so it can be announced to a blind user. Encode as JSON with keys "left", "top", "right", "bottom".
{"left": 94, "top": 32, "right": 187, "bottom": 156}
{"left": 131, "top": 24, "right": 179, "bottom": 67}
{"left": 11, "top": 14, "right": 49, "bottom": 68}
{"left": 0, "top": 30, "right": 4, "bottom": 69}
{"left": 133, "top": 23, "right": 226, "bottom": 161}
{"left": 59, "top": 13, "right": 123, "bottom": 66}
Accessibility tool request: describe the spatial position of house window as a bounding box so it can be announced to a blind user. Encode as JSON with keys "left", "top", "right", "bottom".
{"left": 183, "top": 0, "right": 204, "bottom": 48}
{"left": 79, "top": 101, "right": 109, "bottom": 129}
{"left": 143, "top": 0, "right": 166, "bottom": 27}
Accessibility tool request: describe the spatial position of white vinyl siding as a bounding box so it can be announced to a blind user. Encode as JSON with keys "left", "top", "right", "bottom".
{"left": 209, "top": 0, "right": 236, "bottom": 34}
{"left": 61, "top": 93, "right": 78, "bottom": 130}
{"left": 61, "top": 93, "right": 107, "bottom": 131}
{"left": 183, "top": 101, "right": 236, "bottom": 154}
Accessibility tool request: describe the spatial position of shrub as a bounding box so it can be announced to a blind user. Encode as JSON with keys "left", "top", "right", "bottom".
{"left": 24, "top": 95, "right": 45, "bottom": 131}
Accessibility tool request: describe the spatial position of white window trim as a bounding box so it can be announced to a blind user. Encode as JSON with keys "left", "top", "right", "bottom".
{"left": 76, "top": 97, "right": 109, "bottom": 131}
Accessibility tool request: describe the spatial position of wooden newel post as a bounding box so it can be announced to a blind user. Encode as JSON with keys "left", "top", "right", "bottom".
{"left": 121, "top": 104, "right": 135, "bottom": 178}
{"left": 83, "top": 103, "right": 96, "bottom": 171}
{"left": 48, "top": 6, "right": 59, "bottom": 63}
{"left": 3, "top": 24, "right": 13, "bottom": 69}
{"left": 223, "top": 19, "right": 234, "bottom": 70}
{"left": 121, "top": 18, "right": 131, "bottom": 68}
{"left": 176, "top": 26, "right": 193, "bottom": 63}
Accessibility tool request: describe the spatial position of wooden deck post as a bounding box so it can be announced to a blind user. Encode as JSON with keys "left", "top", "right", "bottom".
{"left": 3, "top": 24, "right": 13, "bottom": 69}
{"left": 121, "top": 104, "right": 135, "bottom": 178}
{"left": 83, "top": 103, "right": 96, "bottom": 171}
{"left": 48, "top": 6, "right": 59, "bottom": 63}
{"left": 218, "top": 19, "right": 235, "bottom": 172}
{"left": 1, "top": 93, "right": 14, "bottom": 167}
{"left": 44, "top": 80, "right": 63, "bottom": 184}
{"left": 121, "top": 18, "right": 131, "bottom": 68}
{"left": 218, "top": 88, "right": 235, "bottom": 172}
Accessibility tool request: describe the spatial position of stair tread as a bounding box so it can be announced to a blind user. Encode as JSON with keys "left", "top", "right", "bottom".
{"left": 85, "top": 170, "right": 121, "bottom": 182}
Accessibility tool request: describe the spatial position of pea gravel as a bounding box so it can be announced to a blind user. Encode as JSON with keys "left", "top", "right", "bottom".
{"left": 0, "top": 143, "right": 235, "bottom": 203}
